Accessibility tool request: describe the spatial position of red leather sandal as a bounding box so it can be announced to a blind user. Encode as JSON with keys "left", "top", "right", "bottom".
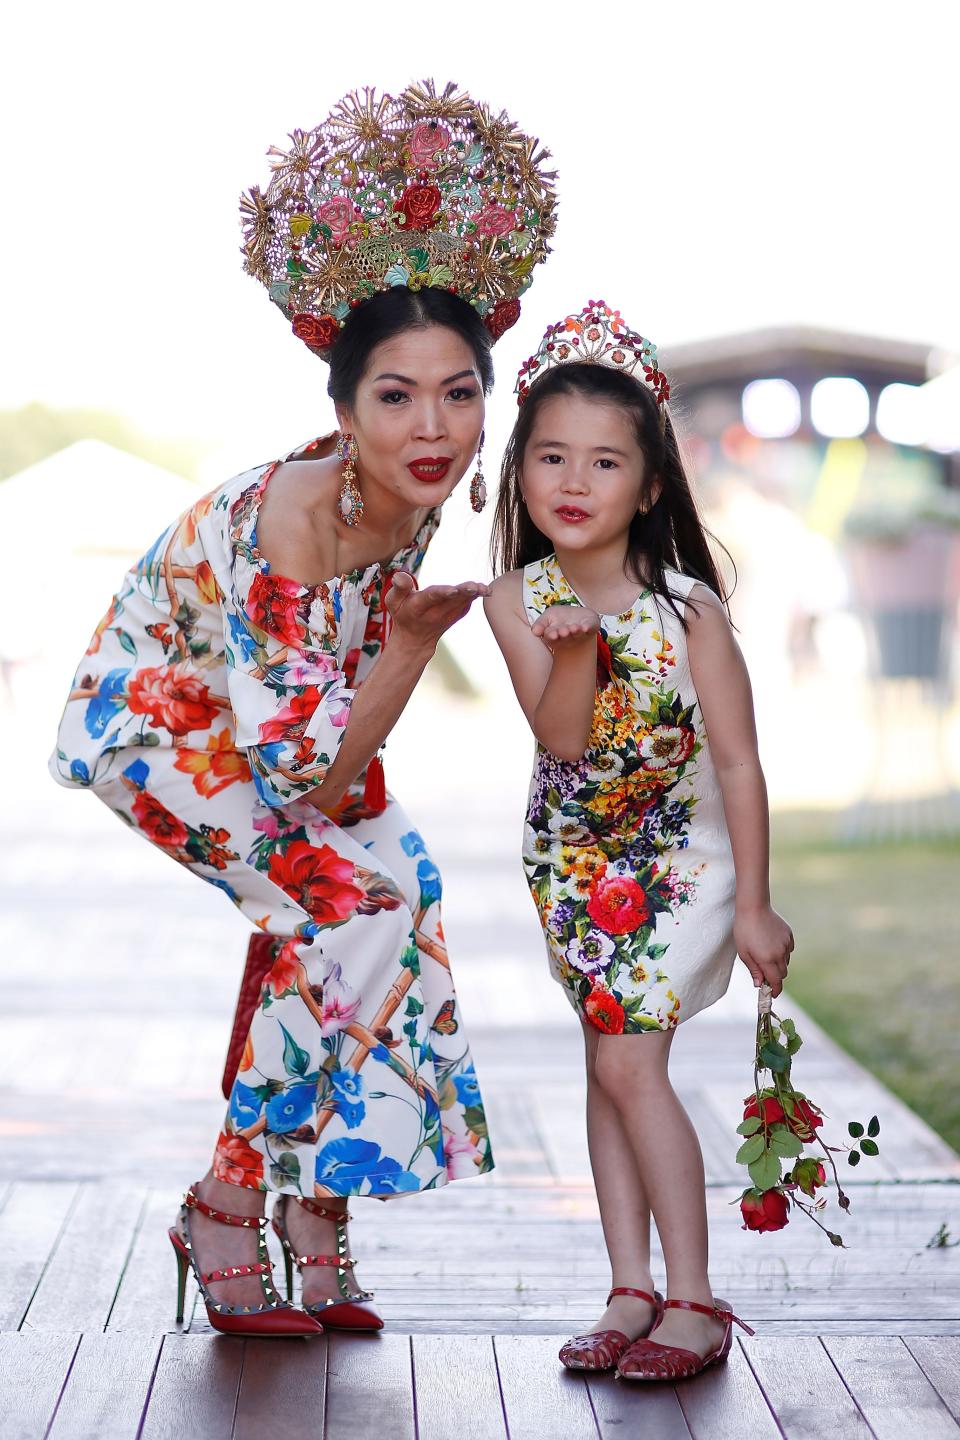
{"left": 168, "top": 1185, "right": 323, "bottom": 1337}
{"left": 559, "top": 1287, "right": 665, "bottom": 1372}
{"left": 272, "top": 1195, "right": 384, "bottom": 1331}
{"left": 616, "top": 1297, "right": 755, "bottom": 1381}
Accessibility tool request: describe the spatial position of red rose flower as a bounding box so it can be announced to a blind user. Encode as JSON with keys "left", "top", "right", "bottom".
{"left": 267, "top": 840, "right": 364, "bottom": 923}
{"left": 394, "top": 183, "right": 442, "bottom": 231}
{"left": 586, "top": 874, "right": 650, "bottom": 935}
{"left": 596, "top": 635, "right": 614, "bottom": 689}
{"left": 740, "top": 1187, "right": 789, "bottom": 1233}
{"left": 788, "top": 1096, "right": 824, "bottom": 1141}
{"left": 584, "top": 987, "right": 626, "bottom": 1035}
{"left": 131, "top": 789, "right": 189, "bottom": 849}
{"left": 213, "top": 1131, "right": 264, "bottom": 1189}
{"left": 246, "top": 570, "right": 307, "bottom": 646}
{"left": 127, "top": 662, "right": 220, "bottom": 736}
{"left": 292, "top": 312, "right": 340, "bottom": 354}
{"left": 742, "top": 1093, "right": 786, "bottom": 1128}
{"left": 484, "top": 297, "right": 521, "bottom": 341}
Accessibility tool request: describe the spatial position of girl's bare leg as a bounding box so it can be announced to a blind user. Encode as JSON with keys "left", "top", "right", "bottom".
{"left": 580, "top": 1023, "right": 657, "bottom": 1339}
{"left": 593, "top": 1030, "right": 726, "bottom": 1358}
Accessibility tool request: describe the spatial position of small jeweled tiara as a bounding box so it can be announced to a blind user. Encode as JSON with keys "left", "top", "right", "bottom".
{"left": 515, "top": 300, "right": 669, "bottom": 407}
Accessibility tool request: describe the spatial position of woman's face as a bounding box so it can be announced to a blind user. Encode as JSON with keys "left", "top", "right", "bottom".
{"left": 338, "top": 325, "right": 485, "bottom": 515}
{"left": 519, "top": 392, "right": 657, "bottom": 552}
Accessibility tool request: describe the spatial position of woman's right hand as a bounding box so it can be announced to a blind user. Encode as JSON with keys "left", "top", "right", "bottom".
{"left": 385, "top": 571, "right": 489, "bottom": 655}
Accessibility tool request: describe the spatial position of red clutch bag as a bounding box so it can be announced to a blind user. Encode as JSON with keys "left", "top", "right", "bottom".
{"left": 220, "top": 933, "right": 279, "bottom": 1098}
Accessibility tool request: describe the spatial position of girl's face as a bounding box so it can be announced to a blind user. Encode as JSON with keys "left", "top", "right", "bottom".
{"left": 337, "top": 325, "right": 485, "bottom": 515}
{"left": 520, "top": 392, "right": 658, "bottom": 552}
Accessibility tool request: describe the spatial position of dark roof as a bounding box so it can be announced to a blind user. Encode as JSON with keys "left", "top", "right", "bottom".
{"left": 661, "top": 325, "right": 933, "bottom": 390}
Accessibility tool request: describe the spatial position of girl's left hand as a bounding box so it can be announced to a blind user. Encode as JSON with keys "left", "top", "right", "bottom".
{"left": 734, "top": 905, "right": 794, "bottom": 997}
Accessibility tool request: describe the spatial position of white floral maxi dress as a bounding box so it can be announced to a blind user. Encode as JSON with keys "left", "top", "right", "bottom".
{"left": 50, "top": 435, "right": 493, "bottom": 1197}
{"left": 522, "top": 555, "right": 737, "bottom": 1035}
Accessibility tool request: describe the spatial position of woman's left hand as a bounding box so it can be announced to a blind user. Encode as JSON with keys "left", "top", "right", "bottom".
{"left": 734, "top": 905, "right": 794, "bottom": 997}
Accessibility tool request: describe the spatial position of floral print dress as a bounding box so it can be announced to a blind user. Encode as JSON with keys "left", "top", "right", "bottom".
{"left": 50, "top": 434, "right": 493, "bottom": 1197}
{"left": 522, "top": 555, "right": 736, "bottom": 1035}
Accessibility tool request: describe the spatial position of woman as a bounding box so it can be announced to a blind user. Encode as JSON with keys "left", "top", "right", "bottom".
{"left": 50, "top": 79, "right": 558, "bottom": 1337}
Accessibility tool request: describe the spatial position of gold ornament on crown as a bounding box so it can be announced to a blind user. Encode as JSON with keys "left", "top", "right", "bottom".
{"left": 515, "top": 301, "right": 671, "bottom": 408}
{"left": 240, "top": 79, "right": 559, "bottom": 359}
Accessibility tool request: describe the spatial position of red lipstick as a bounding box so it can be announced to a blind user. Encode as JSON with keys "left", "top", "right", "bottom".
{"left": 407, "top": 457, "right": 452, "bottom": 482}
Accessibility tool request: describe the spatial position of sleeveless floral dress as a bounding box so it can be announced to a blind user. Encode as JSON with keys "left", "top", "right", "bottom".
{"left": 522, "top": 555, "right": 737, "bottom": 1035}
{"left": 50, "top": 434, "right": 493, "bottom": 1197}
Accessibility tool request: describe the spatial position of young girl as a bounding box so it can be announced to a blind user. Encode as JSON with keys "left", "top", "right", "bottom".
{"left": 484, "top": 302, "right": 794, "bottom": 1382}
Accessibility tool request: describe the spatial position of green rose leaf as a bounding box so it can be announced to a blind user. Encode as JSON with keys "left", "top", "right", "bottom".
{"left": 867, "top": 1115, "right": 880, "bottom": 1138}
{"left": 848, "top": 1150, "right": 861, "bottom": 1166}
{"left": 736, "top": 1134, "right": 766, "bottom": 1165}
{"left": 859, "top": 1139, "right": 880, "bottom": 1157}
{"left": 769, "top": 1127, "right": 803, "bottom": 1158}
{"left": 759, "top": 1042, "right": 791, "bottom": 1074}
{"left": 748, "top": 1151, "right": 782, "bottom": 1191}
{"left": 848, "top": 1121, "right": 864, "bottom": 1138}
{"left": 737, "top": 1116, "right": 763, "bottom": 1136}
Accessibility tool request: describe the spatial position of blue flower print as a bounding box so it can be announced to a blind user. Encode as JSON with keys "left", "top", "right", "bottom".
{"left": 400, "top": 830, "right": 427, "bottom": 858}
{"left": 329, "top": 1068, "right": 366, "bottom": 1130}
{"left": 265, "top": 1081, "right": 315, "bottom": 1133}
{"left": 229, "top": 1080, "right": 264, "bottom": 1130}
{"left": 69, "top": 759, "right": 91, "bottom": 785}
{"left": 122, "top": 758, "right": 149, "bottom": 789}
{"left": 314, "top": 1137, "right": 419, "bottom": 1196}
{"left": 453, "top": 1065, "right": 481, "bottom": 1107}
{"left": 416, "top": 856, "right": 442, "bottom": 908}
{"left": 227, "top": 610, "right": 261, "bottom": 664}
{"left": 84, "top": 668, "right": 130, "bottom": 739}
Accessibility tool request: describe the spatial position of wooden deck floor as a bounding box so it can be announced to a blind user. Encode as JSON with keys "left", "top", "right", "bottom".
{"left": 2, "top": 744, "right": 960, "bottom": 1435}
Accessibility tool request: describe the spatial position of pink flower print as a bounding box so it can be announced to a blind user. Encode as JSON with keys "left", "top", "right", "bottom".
{"left": 286, "top": 655, "right": 338, "bottom": 687}
{"left": 317, "top": 196, "right": 354, "bottom": 244}
{"left": 408, "top": 120, "right": 451, "bottom": 170}
{"left": 329, "top": 702, "right": 351, "bottom": 728}
{"left": 444, "top": 1130, "right": 481, "bottom": 1168}
{"left": 320, "top": 962, "right": 362, "bottom": 1037}
{"left": 472, "top": 203, "right": 517, "bottom": 238}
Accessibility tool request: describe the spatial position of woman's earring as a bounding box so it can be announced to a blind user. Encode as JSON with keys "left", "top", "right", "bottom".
{"left": 469, "top": 431, "right": 487, "bottom": 514}
{"left": 336, "top": 432, "right": 363, "bottom": 527}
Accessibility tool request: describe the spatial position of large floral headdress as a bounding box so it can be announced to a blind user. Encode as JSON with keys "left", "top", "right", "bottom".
{"left": 515, "top": 300, "right": 670, "bottom": 408}
{"left": 240, "top": 79, "right": 559, "bottom": 360}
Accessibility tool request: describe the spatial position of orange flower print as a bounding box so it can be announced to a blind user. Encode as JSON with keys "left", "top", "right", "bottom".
{"left": 213, "top": 1131, "right": 264, "bottom": 1188}
{"left": 174, "top": 728, "right": 252, "bottom": 798}
{"left": 265, "top": 939, "right": 301, "bottom": 996}
{"left": 127, "top": 662, "right": 221, "bottom": 737}
{"left": 86, "top": 596, "right": 120, "bottom": 656}
{"left": 239, "top": 1032, "right": 255, "bottom": 1074}
{"left": 194, "top": 560, "right": 219, "bottom": 605}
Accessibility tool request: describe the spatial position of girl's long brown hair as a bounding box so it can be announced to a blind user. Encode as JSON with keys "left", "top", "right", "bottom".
{"left": 490, "top": 363, "right": 733, "bottom": 627}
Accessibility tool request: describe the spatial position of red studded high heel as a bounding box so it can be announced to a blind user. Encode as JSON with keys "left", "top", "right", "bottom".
{"left": 616, "top": 1297, "right": 755, "bottom": 1381}
{"left": 559, "top": 1287, "right": 665, "bottom": 1372}
{"left": 168, "top": 1185, "right": 324, "bottom": 1337}
{"left": 272, "top": 1195, "right": 384, "bottom": 1332}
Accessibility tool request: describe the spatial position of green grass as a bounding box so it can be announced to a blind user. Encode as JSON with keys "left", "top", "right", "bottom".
{"left": 770, "top": 811, "right": 960, "bottom": 1154}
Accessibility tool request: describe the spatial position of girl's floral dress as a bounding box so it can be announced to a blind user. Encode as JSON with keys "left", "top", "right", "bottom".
{"left": 50, "top": 434, "right": 493, "bottom": 1197}
{"left": 522, "top": 555, "right": 736, "bottom": 1035}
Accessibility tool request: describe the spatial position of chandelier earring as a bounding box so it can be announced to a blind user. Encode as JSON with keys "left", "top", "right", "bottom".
{"left": 336, "top": 432, "right": 363, "bottom": 527}
{"left": 469, "top": 432, "right": 487, "bottom": 514}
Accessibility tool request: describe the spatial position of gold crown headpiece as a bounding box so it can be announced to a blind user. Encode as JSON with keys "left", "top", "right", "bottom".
{"left": 515, "top": 300, "right": 670, "bottom": 408}
{"left": 240, "top": 79, "right": 558, "bottom": 360}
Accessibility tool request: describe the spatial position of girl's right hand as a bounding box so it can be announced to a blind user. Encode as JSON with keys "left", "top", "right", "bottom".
{"left": 531, "top": 603, "right": 601, "bottom": 649}
{"left": 385, "top": 571, "right": 489, "bottom": 655}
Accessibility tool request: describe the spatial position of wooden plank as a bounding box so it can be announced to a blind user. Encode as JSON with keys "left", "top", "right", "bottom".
{"left": 324, "top": 1333, "right": 414, "bottom": 1440}
{"left": 412, "top": 1334, "right": 506, "bottom": 1440}
{"left": 0, "top": 1333, "right": 79, "bottom": 1440}
{"left": 107, "top": 1189, "right": 194, "bottom": 1334}
{"left": 586, "top": 1370, "right": 692, "bottom": 1439}
{"left": 0, "top": 1183, "right": 78, "bottom": 1330}
{"left": 824, "top": 1337, "right": 960, "bottom": 1439}
{"left": 139, "top": 1335, "right": 243, "bottom": 1440}
{"left": 482, "top": 1090, "right": 552, "bottom": 1178}
{"left": 675, "top": 1342, "right": 781, "bottom": 1440}
{"left": 493, "top": 1335, "right": 599, "bottom": 1438}
{"left": 741, "top": 1336, "right": 872, "bottom": 1438}
{"left": 22, "top": 1186, "right": 146, "bottom": 1334}
{"left": 232, "top": 1337, "right": 327, "bottom": 1440}
{"left": 906, "top": 1338, "right": 960, "bottom": 1420}
{"left": 47, "top": 1333, "right": 162, "bottom": 1440}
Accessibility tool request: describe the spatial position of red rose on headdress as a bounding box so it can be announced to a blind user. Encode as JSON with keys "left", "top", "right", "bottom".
{"left": 408, "top": 121, "right": 451, "bottom": 170}
{"left": 127, "top": 662, "right": 220, "bottom": 736}
{"left": 395, "top": 184, "right": 442, "bottom": 232}
{"left": 292, "top": 312, "right": 340, "bottom": 354}
{"left": 131, "top": 789, "right": 189, "bottom": 850}
{"left": 317, "top": 196, "right": 353, "bottom": 244}
{"left": 484, "top": 297, "right": 521, "bottom": 341}
{"left": 473, "top": 203, "right": 517, "bottom": 238}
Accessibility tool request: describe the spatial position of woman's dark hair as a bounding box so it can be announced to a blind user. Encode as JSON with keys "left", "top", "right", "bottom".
{"left": 491, "top": 363, "right": 733, "bottom": 625}
{"left": 327, "top": 287, "right": 495, "bottom": 407}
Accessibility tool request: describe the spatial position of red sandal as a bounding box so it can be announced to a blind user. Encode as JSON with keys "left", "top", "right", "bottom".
{"left": 168, "top": 1185, "right": 323, "bottom": 1337}
{"left": 559, "top": 1287, "right": 665, "bottom": 1372}
{"left": 272, "top": 1195, "right": 384, "bottom": 1331}
{"left": 616, "top": 1297, "right": 755, "bottom": 1381}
